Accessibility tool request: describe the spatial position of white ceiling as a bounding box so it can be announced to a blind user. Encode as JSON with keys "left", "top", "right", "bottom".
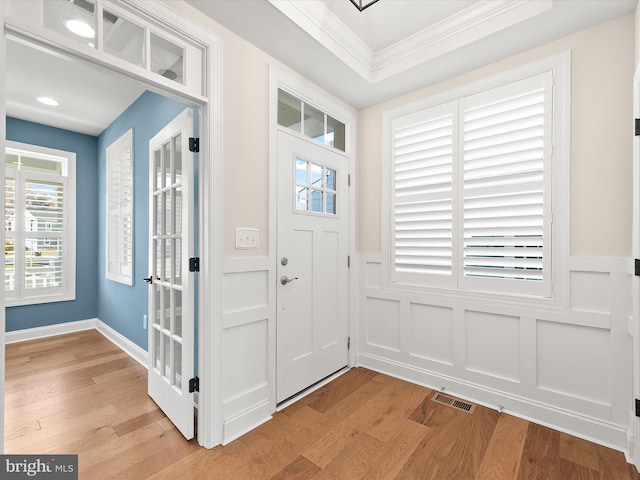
{"left": 6, "top": 37, "right": 146, "bottom": 136}
{"left": 5, "top": 0, "right": 638, "bottom": 135}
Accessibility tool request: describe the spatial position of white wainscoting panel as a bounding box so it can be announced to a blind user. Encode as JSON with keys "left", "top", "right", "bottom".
{"left": 409, "top": 303, "right": 453, "bottom": 365}
{"left": 221, "top": 258, "right": 273, "bottom": 444}
{"left": 536, "top": 320, "right": 610, "bottom": 405}
{"left": 359, "top": 254, "right": 633, "bottom": 456}
{"left": 365, "top": 297, "right": 401, "bottom": 352}
{"left": 465, "top": 310, "right": 520, "bottom": 383}
{"left": 570, "top": 270, "right": 610, "bottom": 313}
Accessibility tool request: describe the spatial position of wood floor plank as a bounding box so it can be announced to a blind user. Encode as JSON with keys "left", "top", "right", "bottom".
{"left": 476, "top": 413, "right": 529, "bottom": 480}
{"left": 113, "top": 409, "right": 168, "bottom": 437}
{"left": 270, "top": 455, "right": 321, "bottom": 480}
{"left": 309, "top": 432, "right": 383, "bottom": 480}
{"left": 361, "top": 418, "right": 429, "bottom": 480}
{"left": 79, "top": 422, "right": 166, "bottom": 471}
{"left": 303, "top": 422, "right": 360, "bottom": 469}
{"left": 307, "top": 368, "right": 378, "bottom": 413}
{"left": 517, "top": 422, "right": 560, "bottom": 480}
{"left": 82, "top": 428, "right": 199, "bottom": 480}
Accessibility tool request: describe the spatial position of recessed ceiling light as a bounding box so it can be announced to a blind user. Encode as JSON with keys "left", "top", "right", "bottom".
{"left": 37, "top": 97, "right": 60, "bottom": 107}
{"left": 63, "top": 18, "right": 95, "bottom": 39}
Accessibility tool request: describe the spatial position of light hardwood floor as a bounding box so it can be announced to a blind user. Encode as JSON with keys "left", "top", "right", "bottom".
{"left": 5, "top": 330, "right": 640, "bottom": 479}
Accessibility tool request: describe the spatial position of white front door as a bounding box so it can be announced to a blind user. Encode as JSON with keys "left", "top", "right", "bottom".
{"left": 146, "top": 109, "right": 195, "bottom": 439}
{"left": 276, "top": 130, "right": 349, "bottom": 403}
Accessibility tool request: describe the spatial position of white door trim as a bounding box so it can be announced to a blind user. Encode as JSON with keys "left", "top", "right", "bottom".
{"left": 0, "top": 0, "right": 224, "bottom": 449}
{"left": 268, "top": 66, "right": 358, "bottom": 412}
{"left": 631, "top": 63, "right": 640, "bottom": 470}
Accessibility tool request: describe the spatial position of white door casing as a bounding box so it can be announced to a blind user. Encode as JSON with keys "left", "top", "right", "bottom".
{"left": 632, "top": 65, "right": 640, "bottom": 470}
{"left": 276, "top": 130, "right": 349, "bottom": 403}
{"left": 147, "top": 108, "right": 195, "bottom": 440}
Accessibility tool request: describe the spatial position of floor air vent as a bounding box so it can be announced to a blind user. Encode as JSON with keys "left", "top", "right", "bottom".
{"left": 432, "top": 392, "right": 476, "bottom": 414}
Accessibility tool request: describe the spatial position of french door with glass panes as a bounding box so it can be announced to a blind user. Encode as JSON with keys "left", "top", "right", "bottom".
{"left": 146, "top": 109, "right": 195, "bottom": 440}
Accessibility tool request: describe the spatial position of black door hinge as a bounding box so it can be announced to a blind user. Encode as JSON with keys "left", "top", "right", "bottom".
{"left": 635, "top": 259, "right": 640, "bottom": 276}
{"left": 189, "top": 376, "right": 199, "bottom": 393}
{"left": 635, "top": 119, "right": 640, "bottom": 136}
{"left": 189, "top": 257, "right": 200, "bottom": 272}
{"left": 348, "top": 256, "right": 351, "bottom": 268}
{"left": 347, "top": 336, "right": 351, "bottom": 350}
{"left": 189, "top": 137, "right": 200, "bottom": 152}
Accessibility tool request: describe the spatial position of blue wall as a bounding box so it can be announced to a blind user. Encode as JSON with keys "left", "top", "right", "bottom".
{"left": 97, "top": 91, "right": 190, "bottom": 350}
{"left": 5, "top": 118, "right": 99, "bottom": 331}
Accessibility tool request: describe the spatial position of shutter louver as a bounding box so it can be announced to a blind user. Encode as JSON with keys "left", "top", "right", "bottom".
{"left": 392, "top": 108, "right": 454, "bottom": 279}
{"left": 462, "top": 83, "right": 547, "bottom": 282}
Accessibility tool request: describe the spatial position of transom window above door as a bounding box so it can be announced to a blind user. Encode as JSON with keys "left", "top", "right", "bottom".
{"left": 278, "top": 89, "right": 347, "bottom": 152}
{"left": 6, "top": 0, "right": 206, "bottom": 96}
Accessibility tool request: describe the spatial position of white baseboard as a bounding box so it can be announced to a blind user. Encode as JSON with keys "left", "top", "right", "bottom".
{"left": 5, "top": 317, "right": 149, "bottom": 370}
{"left": 5, "top": 319, "right": 98, "bottom": 344}
{"left": 95, "top": 319, "right": 149, "bottom": 368}
{"left": 222, "top": 400, "right": 272, "bottom": 445}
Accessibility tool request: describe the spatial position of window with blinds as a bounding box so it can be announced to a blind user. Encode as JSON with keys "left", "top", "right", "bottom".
{"left": 4, "top": 141, "right": 76, "bottom": 305}
{"left": 389, "top": 72, "right": 553, "bottom": 296}
{"left": 106, "top": 129, "right": 134, "bottom": 285}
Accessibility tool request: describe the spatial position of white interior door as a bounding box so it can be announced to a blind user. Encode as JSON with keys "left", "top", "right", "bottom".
{"left": 277, "top": 130, "right": 349, "bottom": 403}
{"left": 147, "top": 109, "right": 195, "bottom": 439}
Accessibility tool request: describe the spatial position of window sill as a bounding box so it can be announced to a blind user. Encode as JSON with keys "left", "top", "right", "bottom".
{"left": 380, "top": 279, "right": 567, "bottom": 314}
{"left": 5, "top": 293, "right": 76, "bottom": 308}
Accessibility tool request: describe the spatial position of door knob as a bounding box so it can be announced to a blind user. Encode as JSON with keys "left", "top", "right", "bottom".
{"left": 280, "top": 276, "right": 299, "bottom": 285}
{"left": 142, "top": 276, "right": 153, "bottom": 284}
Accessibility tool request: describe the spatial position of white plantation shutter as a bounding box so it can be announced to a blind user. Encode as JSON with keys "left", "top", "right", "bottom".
{"left": 24, "top": 178, "right": 65, "bottom": 291}
{"left": 391, "top": 102, "right": 456, "bottom": 285}
{"left": 106, "top": 130, "right": 134, "bottom": 285}
{"left": 461, "top": 73, "right": 552, "bottom": 294}
{"left": 388, "top": 71, "right": 553, "bottom": 296}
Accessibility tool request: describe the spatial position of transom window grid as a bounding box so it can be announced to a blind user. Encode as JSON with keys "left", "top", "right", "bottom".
{"left": 390, "top": 72, "right": 553, "bottom": 297}
{"left": 295, "top": 158, "right": 337, "bottom": 216}
{"left": 278, "top": 88, "right": 347, "bottom": 152}
{"left": 42, "top": 0, "right": 188, "bottom": 86}
{"left": 4, "top": 143, "right": 75, "bottom": 304}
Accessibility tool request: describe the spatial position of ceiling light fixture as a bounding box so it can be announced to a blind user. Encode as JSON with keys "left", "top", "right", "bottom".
{"left": 350, "top": 0, "right": 380, "bottom": 12}
{"left": 37, "top": 97, "right": 60, "bottom": 107}
{"left": 63, "top": 18, "right": 95, "bottom": 38}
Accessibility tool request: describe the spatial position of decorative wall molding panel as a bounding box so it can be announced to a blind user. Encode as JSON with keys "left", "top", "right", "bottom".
{"left": 221, "top": 257, "right": 274, "bottom": 445}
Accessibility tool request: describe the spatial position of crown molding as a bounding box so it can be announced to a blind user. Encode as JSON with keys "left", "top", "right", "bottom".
{"left": 269, "top": 0, "right": 374, "bottom": 81}
{"left": 268, "top": 0, "right": 553, "bottom": 84}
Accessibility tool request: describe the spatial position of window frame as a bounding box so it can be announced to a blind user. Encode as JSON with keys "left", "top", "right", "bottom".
{"left": 4, "top": 140, "right": 76, "bottom": 306}
{"left": 381, "top": 51, "right": 570, "bottom": 306}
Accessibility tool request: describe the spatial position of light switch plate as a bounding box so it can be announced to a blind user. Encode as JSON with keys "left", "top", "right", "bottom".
{"left": 236, "top": 228, "right": 259, "bottom": 249}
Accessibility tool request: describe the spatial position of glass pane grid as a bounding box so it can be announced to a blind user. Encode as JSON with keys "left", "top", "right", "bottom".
{"left": 294, "top": 158, "right": 337, "bottom": 217}
{"left": 277, "top": 89, "right": 346, "bottom": 152}
{"left": 24, "top": 238, "right": 63, "bottom": 289}
{"left": 103, "top": 10, "right": 144, "bottom": 68}
{"left": 150, "top": 33, "right": 185, "bottom": 85}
